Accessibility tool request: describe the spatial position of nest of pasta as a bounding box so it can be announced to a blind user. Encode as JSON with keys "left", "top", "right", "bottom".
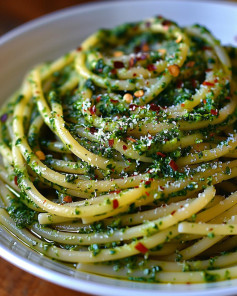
{"left": 0, "top": 16, "right": 237, "bottom": 283}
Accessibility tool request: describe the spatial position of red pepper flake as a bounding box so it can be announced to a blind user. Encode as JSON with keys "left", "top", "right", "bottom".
{"left": 209, "top": 133, "right": 215, "bottom": 137}
{"left": 108, "top": 139, "right": 114, "bottom": 147}
{"left": 145, "top": 192, "right": 150, "bottom": 196}
{"left": 135, "top": 242, "right": 148, "bottom": 254}
{"left": 211, "top": 109, "right": 218, "bottom": 116}
{"left": 156, "top": 15, "right": 163, "bottom": 19}
{"left": 203, "top": 46, "right": 212, "bottom": 50}
{"left": 157, "top": 152, "right": 166, "bottom": 158}
{"left": 186, "top": 282, "right": 191, "bottom": 285}
{"left": 147, "top": 64, "right": 156, "bottom": 71}
{"left": 205, "top": 69, "right": 212, "bottom": 72}
{"left": 123, "top": 145, "right": 128, "bottom": 151}
{"left": 176, "top": 81, "right": 183, "bottom": 89}
{"left": 145, "top": 180, "right": 151, "bottom": 186}
{"left": 43, "top": 199, "right": 46, "bottom": 204}
{"left": 134, "top": 50, "right": 141, "bottom": 56}
{"left": 113, "top": 199, "right": 119, "bottom": 209}
{"left": 203, "top": 81, "right": 214, "bottom": 87}
{"left": 162, "top": 20, "right": 172, "bottom": 26}
{"left": 203, "top": 99, "right": 206, "bottom": 104}
{"left": 89, "top": 105, "right": 96, "bottom": 115}
{"left": 191, "top": 79, "right": 197, "bottom": 88}
{"left": 76, "top": 46, "right": 82, "bottom": 51}
{"left": 225, "top": 96, "right": 231, "bottom": 100}
{"left": 63, "top": 196, "right": 72, "bottom": 203}
{"left": 110, "top": 189, "right": 121, "bottom": 194}
{"left": 114, "top": 61, "right": 124, "bottom": 69}
{"left": 134, "top": 186, "right": 139, "bottom": 188}
{"left": 90, "top": 127, "right": 97, "bottom": 134}
{"left": 186, "top": 61, "right": 195, "bottom": 68}
{"left": 129, "top": 104, "right": 138, "bottom": 111}
{"left": 14, "top": 176, "right": 18, "bottom": 186}
{"left": 110, "top": 68, "right": 117, "bottom": 75}
{"left": 127, "top": 137, "right": 137, "bottom": 143}
{"left": 214, "top": 78, "right": 218, "bottom": 83}
{"left": 169, "top": 160, "right": 178, "bottom": 171}
{"left": 133, "top": 73, "right": 137, "bottom": 77}
{"left": 133, "top": 25, "right": 139, "bottom": 31}
{"left": 171, "top": 210, "right": 176, "bottom": 216}
{"left": 181, "top": 103, "right": 185, "bottom": 107}
{"left": 160, "top": 186, "right": 165, "bottom": 191}
{"left": 195, "top": 144, "right": 200, "bottom": 152}
{"left": 110, "top": 99, "right": 119, "bottom": 104}
{"left": 149, "top": 103, "right": 160, "bottom": 112}
{"left": 0, "top": 113, "right": 8, "bottom": 122}
{"left": 96, "top": 95, "right": 101, "bottom": 102}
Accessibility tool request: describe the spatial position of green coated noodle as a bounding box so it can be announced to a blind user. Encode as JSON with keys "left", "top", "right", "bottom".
{"left": 0, "top": 16, "right": 237, "bottom": 284}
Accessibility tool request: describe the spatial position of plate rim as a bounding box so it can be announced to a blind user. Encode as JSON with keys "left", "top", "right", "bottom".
{"left": 1, "top": 237, "right": 237, "bottom": 296}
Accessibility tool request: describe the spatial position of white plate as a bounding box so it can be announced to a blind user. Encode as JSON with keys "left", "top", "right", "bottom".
{"left": 0, "top": 1, "right": 237, "bottom": 295}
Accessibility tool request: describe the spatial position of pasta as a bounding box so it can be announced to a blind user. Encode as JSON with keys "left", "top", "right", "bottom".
{"left": 1, "top": 16, "right": 237, "bottom": 284}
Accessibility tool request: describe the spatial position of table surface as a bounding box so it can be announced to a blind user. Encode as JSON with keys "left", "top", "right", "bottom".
{"left": 0, "top": 257, "right": 91, "bottom": 296}
{"left": 0, "top": 0, "right": 237, "bottom": 296}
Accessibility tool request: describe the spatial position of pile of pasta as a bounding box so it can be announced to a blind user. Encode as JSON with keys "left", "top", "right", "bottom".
{"left": 1, "top": 17, "right": 237, "bottom": 284}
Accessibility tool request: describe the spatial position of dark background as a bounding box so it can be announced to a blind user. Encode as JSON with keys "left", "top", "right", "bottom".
{"left": 0, "top": 0, "right": 100, "bottom": 35}
{"left": 0, "top": 0, "right": 236, "bottom": 296}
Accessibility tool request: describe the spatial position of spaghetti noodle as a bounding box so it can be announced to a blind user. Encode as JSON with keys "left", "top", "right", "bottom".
{"left": 0, "top": 16, "right": 237, "bottom": 284}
